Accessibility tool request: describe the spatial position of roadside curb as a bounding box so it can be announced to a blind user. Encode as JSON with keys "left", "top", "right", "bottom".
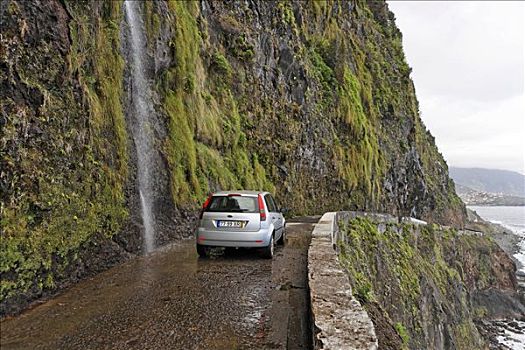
{"left": 307, "top": 212, "right": 378, "bottom": 350}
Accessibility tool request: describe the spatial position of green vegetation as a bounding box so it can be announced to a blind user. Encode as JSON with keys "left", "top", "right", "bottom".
{"left": 1, "top": 1, "right": 128, "bottom": 302}
{"left": 230, "top": 34, "right": 255, "bottom": 61}
{"left": 334, "top": 67, "right": 383, "bottom": 204}
{"left": 305, "top": 30, "right": 384, "bottom": 209}
{"left": 339, "top": 218, "right": 420, "bottom": 306}
{"left": 211, "top": 52, "right": 232, "bottom": 77}
{"left": 143, "top": 1, "right": 161, "bottom": 41}
{"left": 394, "top": 322, "right": 410, "bottom": 348}
{"left": 339, "top": 217, "right": 490, "bottom": 349}
{"left": 277, "top": 1, "right": 298, "bottom": 35}
{"left": 309, "top": 44, "right": 336, "bottom": 101}
{"left": 161, "top": 1, "right": 273, "bottom": 206}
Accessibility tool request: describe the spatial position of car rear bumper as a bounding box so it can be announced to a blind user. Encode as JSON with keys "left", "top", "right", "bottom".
{"left": 196, "top": 227, "right": 272, "bottom": 248}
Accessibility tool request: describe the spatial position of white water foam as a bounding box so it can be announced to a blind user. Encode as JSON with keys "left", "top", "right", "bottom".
{"left": 496, "top": 320, "right": 525, "bottom": 350}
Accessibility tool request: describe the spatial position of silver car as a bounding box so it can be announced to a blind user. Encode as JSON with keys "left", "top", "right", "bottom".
{"left": 195, "top": 191, "right": 286, "bottom": 258}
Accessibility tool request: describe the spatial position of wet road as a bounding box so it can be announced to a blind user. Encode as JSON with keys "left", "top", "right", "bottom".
{"left": 1, "top": 217, "right": 318, "bottom": 350}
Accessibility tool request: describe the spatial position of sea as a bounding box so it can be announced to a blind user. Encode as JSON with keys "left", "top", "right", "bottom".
{"left": 468, "top": 206, "right": 525, "bottom": 349}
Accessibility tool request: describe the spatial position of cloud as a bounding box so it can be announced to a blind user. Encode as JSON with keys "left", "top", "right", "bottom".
{"left": 390, "top": 1, "right": 523, "bottom": 102}
{"left": 388, "top": 1, "right": 525, "bottom": 174}
{"left": 420, "top": 94, "right": 525, "bottom": 172}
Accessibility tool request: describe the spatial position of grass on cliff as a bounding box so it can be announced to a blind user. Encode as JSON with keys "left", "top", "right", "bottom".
{"left": 338, "top": 217, "right": 487, "bottom": 349}
{"left": 306, "top": 10, "right": 386, "bottom": 211}
{"left": 161, "top": 1, "right": 274, "bottom": 206}
{"left": 1, "top": 1, "right": 128, "bottom": 302}
{"left": 303, "top": 1, "right": 464, "bottom": 221}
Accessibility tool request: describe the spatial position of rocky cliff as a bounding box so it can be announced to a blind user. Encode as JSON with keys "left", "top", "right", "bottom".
{"left": 1, "top": 0, "right": 465, "bottom": 314}
{"left": 338, "top": 216, "right": 524, "bottom": 349}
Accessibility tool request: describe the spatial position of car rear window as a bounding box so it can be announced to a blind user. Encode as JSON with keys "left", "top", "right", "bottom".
{"left": 205, "top": 196, "right": 258, "bottom": 213}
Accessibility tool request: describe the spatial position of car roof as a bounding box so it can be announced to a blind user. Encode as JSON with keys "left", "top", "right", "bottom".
{"left": 212, "top": 190, "right": 268, "bottom": 196}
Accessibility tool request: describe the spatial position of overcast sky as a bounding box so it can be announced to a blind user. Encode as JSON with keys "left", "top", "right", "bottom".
{"left": 388, "top": 1, "right": 524, "bottom": 175}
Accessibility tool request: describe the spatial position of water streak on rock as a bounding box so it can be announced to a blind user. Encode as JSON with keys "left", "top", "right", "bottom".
{"left": 124, "top": 1, "right": 155, "bottom": 253}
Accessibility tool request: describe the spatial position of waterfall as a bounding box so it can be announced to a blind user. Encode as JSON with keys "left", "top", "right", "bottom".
{"left": 124, "top": 1, "right": 156, "bottom": 254}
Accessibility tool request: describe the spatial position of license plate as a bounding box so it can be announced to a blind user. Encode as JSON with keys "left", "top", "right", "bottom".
{"left": 217, "top": 220, "right": 244, "bottom": 228}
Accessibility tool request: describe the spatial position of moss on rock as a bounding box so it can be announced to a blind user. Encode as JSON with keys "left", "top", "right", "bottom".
{"left": 1, "top": 0, "right": 128, "bottom": 308}
{"left": 338, "top": 217, "right": 513, "bottom": 349}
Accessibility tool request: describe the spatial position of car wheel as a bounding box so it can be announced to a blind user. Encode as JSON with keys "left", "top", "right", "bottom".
{"left": 196, "top": 244, "right": 207, "bottom": 258}
{"left": 262, "top": 235, "right": 274, "bottom": 259}
{"left": 277, "top": 228, "right": 286, "bottom": 246}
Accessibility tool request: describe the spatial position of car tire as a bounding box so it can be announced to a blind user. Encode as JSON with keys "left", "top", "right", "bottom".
{"left": 277, "top": 228, "right": 286, "bottom": 246}
{"left": 196, "top": 244, "right": 207, "bottom": 258}
{"left": 261, "top": 235, "right": 274, "bottom": 259}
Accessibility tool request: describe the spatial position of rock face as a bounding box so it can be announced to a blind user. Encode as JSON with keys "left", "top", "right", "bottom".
{"left": 2, "top": 1, "right": 465, "bottom": 314}
{"left": 338, "top": 216, "right": 524, "bottom": 350}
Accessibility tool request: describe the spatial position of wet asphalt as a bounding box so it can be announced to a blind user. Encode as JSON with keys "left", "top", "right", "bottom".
{"left": 0, "top": 217, "right": 319, "bottom": 350}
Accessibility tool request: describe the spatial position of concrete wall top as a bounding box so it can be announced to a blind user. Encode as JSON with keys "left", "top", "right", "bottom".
{"left": 307, "top": 212, "right": 378, "bottom": 350}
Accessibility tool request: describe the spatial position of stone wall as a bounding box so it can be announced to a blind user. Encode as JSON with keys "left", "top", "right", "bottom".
{"left": 308, "top": 212, "right": 378, "bottom": 349}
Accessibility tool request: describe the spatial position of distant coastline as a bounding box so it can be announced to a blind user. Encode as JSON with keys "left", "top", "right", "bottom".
{"left": 456, "top": 184, "right": 525, "bottom": 206}
{"left": 450, "top": 167, "right": 525, "bottom": 197}
{"left": 449, "top": 167, "right": 525, "bottom": 206}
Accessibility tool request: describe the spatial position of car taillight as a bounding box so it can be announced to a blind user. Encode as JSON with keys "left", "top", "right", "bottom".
{"left": 258, "top": 194, "right": 266, "bottom": 221}
{"left": 199, "top": 195, "right": 213, "bottom": 219}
